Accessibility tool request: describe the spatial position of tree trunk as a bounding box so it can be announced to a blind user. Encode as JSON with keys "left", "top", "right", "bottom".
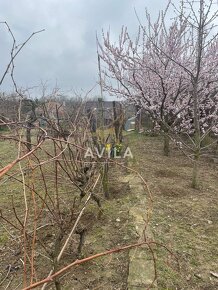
{"left": 102, "top": 162, "right": 109, "bottom": 199}
{"left": 191, "top": 0, "right": 203, "bottom": 188}
{"left": 54, "top": 280, "right": 61, "bottom": 290}
{"left": 113, "top": 101, "right": 119, "bottom": 142}
{"left": 135, "top": 105, "right": 140, "bottom": 132}
{"left": 53, "top": 232, "right": 63, "bottom": 290}
{"left": 192, "top": 146, "right": 200, "bottom": 189}
{"left": 192, "top": 157, "right": 198, "bottom": 189}
{"left": 192, "top": 82, "right": 201, "bottom": 188}
{"left": 26, "top": 125, "right": 31, "bottom": 151}
{"left": 163, "top": 133, "right": 170, "bottom": 156}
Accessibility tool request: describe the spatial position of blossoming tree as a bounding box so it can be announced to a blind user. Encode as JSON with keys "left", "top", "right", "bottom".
{"left": 98, "top": 0, "right": 218, "bottom": 187}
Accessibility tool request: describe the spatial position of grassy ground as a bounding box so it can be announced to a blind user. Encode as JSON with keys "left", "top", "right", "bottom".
{"left": 0, "top": 133, "right": 217, "bottom": 289}
{"left": 126, "top": 132, "right": 218, "bottom": 290}
{"left": 0, "top": 137, "right": 137, "bottom": 290}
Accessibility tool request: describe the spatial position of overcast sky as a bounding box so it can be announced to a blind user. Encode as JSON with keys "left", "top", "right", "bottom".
{"left": 0, "top": 0, "right": 177, "bottom": 97}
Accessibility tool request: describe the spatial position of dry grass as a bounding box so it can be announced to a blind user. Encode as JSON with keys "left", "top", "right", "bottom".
{"left": 126, "top": 132, "right": 218, "bottom": 290}
{"left": 0, "top": 138, "right": 136, "bottom": 289}
{"left": 0, "top": 132, "right": 217, "bottom": 289}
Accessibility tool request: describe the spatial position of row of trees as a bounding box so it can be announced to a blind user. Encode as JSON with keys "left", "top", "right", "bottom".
{"left": 0, "top": 94, "right": 154, "bottom": 289}
{"left": 0, "top": 22, "right": 102, "bottom": 290}
{"left": 98, "top": 0, "right": 218, "bottom": 187}
{"left": 0, "top": 22, "right": 155, "bottom": 290}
